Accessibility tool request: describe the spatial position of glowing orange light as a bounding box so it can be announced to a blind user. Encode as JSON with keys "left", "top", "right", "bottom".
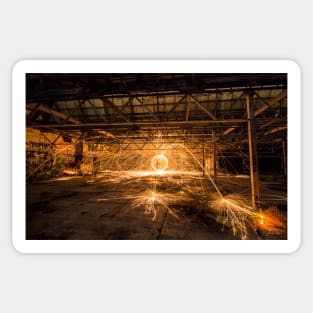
{"left": 63, "top": 168, "right": 77, "bottom": 175}
{"left": 257, "top": 207, "right": 287, "bottom": 235}
{"left": 151, "top": 154, "right": 168, "bottom": 173}
{"left": 259, "top": 214, "right": 264, "bottom": 225}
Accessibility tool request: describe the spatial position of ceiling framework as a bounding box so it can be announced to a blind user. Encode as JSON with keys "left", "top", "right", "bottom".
{"left": 26, "top": 74, "right": 287, "bottom": 158}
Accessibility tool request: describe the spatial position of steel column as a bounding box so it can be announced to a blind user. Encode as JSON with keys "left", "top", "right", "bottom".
{"left": 246, "top": 94, "right": 260, "bottom": 209}
{"left": 282, "top": 139, "right": 287, "bottom": 176}
{"left": 213, "top": 131, "right": 217, "bottom": 182}
{"left": 74, "top": 140, "right": 83, "bottom": 173}
{"left": 202, "top": 140, "right": 205, "bottom": 176}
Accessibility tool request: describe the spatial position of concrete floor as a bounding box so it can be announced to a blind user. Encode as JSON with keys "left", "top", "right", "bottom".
{"left": 26, "top": 171, "right": 287, "bottom": 240}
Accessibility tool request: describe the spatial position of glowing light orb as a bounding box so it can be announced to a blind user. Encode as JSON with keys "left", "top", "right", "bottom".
{"left": 151, "top": 154, "right": 168, "bottom": 173}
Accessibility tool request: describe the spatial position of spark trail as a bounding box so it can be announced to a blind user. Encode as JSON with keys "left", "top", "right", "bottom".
{"left": 172, "top": 143, "right": 258, "bottom": 239}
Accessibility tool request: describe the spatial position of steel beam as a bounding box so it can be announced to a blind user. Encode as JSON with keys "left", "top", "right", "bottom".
{"left": 185, "top": 101, "right": 190, "bottom": 121}
{"left": 246, "top": 94, "right": 260, "bottom": 209}
{"left": 254, "top": 90, "right": 287, "bottom": 116}
{"left": 74, "top": 140, "right": 83, "bottom": 171}
{"left": 165, "top": 95, "right": 187, "bottom": 118}
{"left": 27, "top": 103, "right": 115, "bottom": 139}
{"left": 264, "top": 126, "right": 287, "bottom": 136}
{"left": 102, "top": 98, "right": 130, "bottom": 122}
{"left": 27, "top": 103, "right": 80, "bottom": 124}
{"left": 189, "top": 94, "right": 217, "bottom": 120}
{"left": 28, "top": 118, "right": 247, "bottom": 130}
{"left": 282, "top": 139, "right": 287, "bottom": 176}
{"left": 223, "top": 89, "right": 287, "bottom": 136}
{"left": 135, "top": 97, "right": 160, "bottom": 121}
{"left": 213, "top": 131, "right": 217, "bottom": 182}
{"left": 223, "top": 127, "right": 236, "bottom": 136}
{"left": 202, "top": 140, "right": 205, "bottom": 176}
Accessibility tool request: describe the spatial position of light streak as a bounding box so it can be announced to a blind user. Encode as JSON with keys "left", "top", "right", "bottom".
{"left": 172, "top": 144, "right": 223, "bottom": 198}
{"left": 209, "top": 194, "right": 257, "bottom": 239}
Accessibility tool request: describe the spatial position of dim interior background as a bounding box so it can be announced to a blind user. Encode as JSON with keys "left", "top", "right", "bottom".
{"left": 0, "top": 1, "right": 311, "bottom": 313}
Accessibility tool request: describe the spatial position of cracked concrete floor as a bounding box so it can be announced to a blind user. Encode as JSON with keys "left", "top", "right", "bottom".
{"left": 26, "top": 171, "right": 286, "bottom": 240}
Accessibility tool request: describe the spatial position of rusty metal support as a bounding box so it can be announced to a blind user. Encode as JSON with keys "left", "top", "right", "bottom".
{"left": 51, "top": 133, "right": 63, "bottom": 145}
{"left": 264, "top": 126, "right": 287, "bottom": 136}
{"left": 28, "top": 118, "right": 247, "bottom": 130}
{"left": 185, "top": 99, "right": 190, "bottom": 121}
{"left": 135, "top": 97, "right": 160, "bottom": 121}
{"left": 165, "top": 94, "right": 187, "bottom": 118}
{"left": 74, "top": 140, "right": 83, "bottom": 172}
{"left": 27, "top": 103, "right": 80, "bottom": 124}
{"left": 27, "top": 103, "right": 115, "bottom": 138}
{"left": 202, "top": 140, "right": 205, "bottom": 176}
{"left": 224, "top": 89, "right": 287, "bottom": 136}
{"left": 246, "top": 94, "right": 260, "bottom": 209}
{"left": 282, "top": 139, "right": 287, "bottom": 176}
{"left": 102, "top": 98, "right": 130, "bottom": 122}
{"left": 213, "top": 131, "right": 217, "bottom": 182}
{"left": 189, "top": 94, "right": 217, "bottom": 120}
{"left": 254, "top": 90, "right": 287, "bottom": 116}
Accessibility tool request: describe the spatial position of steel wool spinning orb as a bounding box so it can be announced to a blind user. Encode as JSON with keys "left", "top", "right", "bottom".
{"left": 151, "top": 154, "right": 168, "bottom": 172}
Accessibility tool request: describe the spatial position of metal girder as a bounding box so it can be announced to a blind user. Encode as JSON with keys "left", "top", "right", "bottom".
{"left": 51, "top": 133, "right": 63, "bottom": 145}
{"left": 27, "top": 103, "right": 41, "bottom": 123}
{"left": 246, "top": 94, "right": 260, "bottom": 209}
{"left": 282, "top": 139, "right": 287, "bottom": 176}
{"left": 120, "top": 98, "right": 132, "bottom": 113}
{"left": 165, "top": 94, "right": 187, "bottom": 118}
{"left": 185, "top": 100, "right": 190, "bottom": 121}
{"left": 189, "top": 94, "right": 217, "bottom": 120}
{"left": 135, "top": 97, "right": 160, "bottom": 121}
{"left": 40, "top": 133, "right": 53, "bottom": 145}
{"left": 27, "top": 103, "right": 80, "bottom": 124}
{"left": 223, "top": 127, "right": 236, "bottom": 136}
{"left": 254, "top": 90, "right": 287, "bottom": 116}
{"left": 223, "top": 89, "right": 287, "bottom": 136}
{"left": 212, "top": 131, "right": 217, "bottom": 182}
{"left": 27, "top": 103, "right": 115, "bottom": 139}
{"left": 264, "top": 126, "right": 287, "bottom": 136}
{"left": 96, "top": 130, "right": 115, "bottom": 139}
{"left": 101, "top": 98, "right": 130, "bottom": 122}
{"left": 259, "top": 119, "right": 276, "bottom": 130}
{"left": 28, "top": 118, "right": 247, "bottom": 130}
